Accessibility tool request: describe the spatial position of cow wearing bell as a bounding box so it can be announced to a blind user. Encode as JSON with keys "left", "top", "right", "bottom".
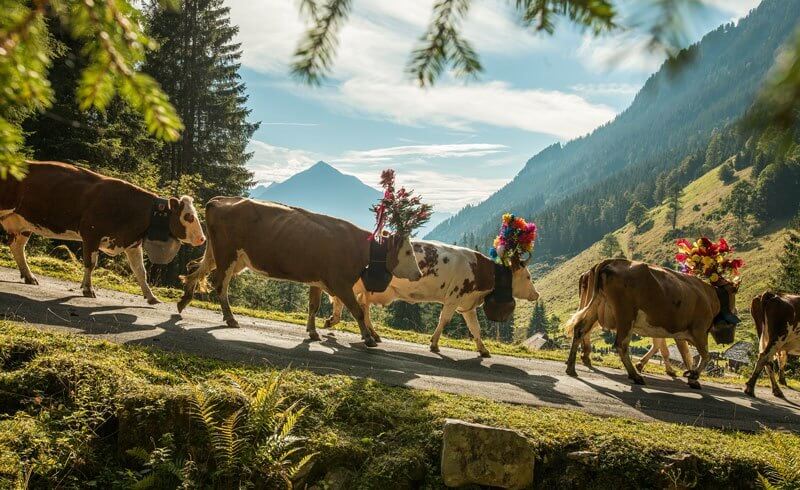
{"left": 575, "top": 266, "right": 695, "bottom": 377}
{"left": 177, "top": 197, "right": 422, "bottom": 347}
{"left": 565, "top": 259, "right": 739, "bottom": 389}
{"left": 745, "top": 292, "right": 800, "bottom": 398}
{"left": 324, "top": 240, "right": 539, "bottom": 357}
{"left": 0, "top": 161, "right": 205, "bottom": 303}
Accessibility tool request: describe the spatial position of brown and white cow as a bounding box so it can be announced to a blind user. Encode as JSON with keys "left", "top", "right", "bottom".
{"left": 745, "top": 292, "right": 799, "bottom": 398}
{"left": 575, "top": 267, "right": 694, "bottom": 377}
{"left": 565, "top": 259, "right": 739, "bottom": 388}
{"left": 0, "top": 161, "right": 205, "bottom": 302}
{"left": 323, "top": 240, "right": 540, "bottom": 357}
{"left": 177, "top": 197, "right": 422, "bottom": 347}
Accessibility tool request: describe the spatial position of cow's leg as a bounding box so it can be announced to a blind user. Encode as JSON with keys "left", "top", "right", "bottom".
{"left": 745, "top": 342, "right": 780, "bottom": 397}
{"left": 684, "top": 338, "right": 710, "bottom": 390}
{"left": 567, "top": 321, "right": 595, "bottom": 377}
{"left": 462, "top": 309, "right": 490, "bottom": 357}
{"left": 429, "top": 303, "right": 457, "bottom": 354}
{"left": 635, "top": 340, "right": 660, "bottom": 375}
{"left": 614, "top": 316, "right": 645, "bottom": 384}
{"left": 8, "top": 231, "right": 38, "bottom": 285}
{"left": 777, "top": 351, "right": 789, "bottom": 387}
{"left": 765, "top": 361, "right": 785, "bottom": 398}
{"left": 178, "top": 243, "right": 216, "bottom": 313}
{"left": 581, "top": 332, "right": 593, "bottom": 368}
{"left": 307, "top": 286, "right": 323, "bottom": 341}
{"left": 324, "top": 295, "right": 343, "bottom": 329}
{"left": 80, "top": 239, "right": 100, "bottom": 298}
{"left": 124, "top": 246, "right": 159, "bottom": 304}
{"left": 214, "top": 259, "right": 244, "bottom": 328}
{"left": 335, "top": 288, "right": 376, "bottom": 347}
{"left": 362, "top": 299, "right": 381, "bottom": 343}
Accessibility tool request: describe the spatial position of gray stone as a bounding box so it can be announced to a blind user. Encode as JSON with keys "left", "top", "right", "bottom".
{"left": 441, "top": 418, "right": 535, "bottom": 489}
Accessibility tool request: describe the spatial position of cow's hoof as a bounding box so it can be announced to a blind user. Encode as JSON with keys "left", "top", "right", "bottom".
{"left": 371, "top": 334, "right": 382, "bottom": 343}
{"left": 225, "top": 318, "right": 240, "bottom": 328}
{"left": 688, "top": 379, "right": 702, "bottom": 390}
{"left": 429, "top": 344, "right": 440, "bottom": 353}
{"left": 363, "top": 337, "right": 378, "bottom": 348}
{"left": 635, "top": 362, "right": 645, "bottom": 373}
{"left": 744, "top": 386, "right": 756, "bottom": 397}
{"left": 82, "top": 289, "right": 96, "bottom": 299}
{"left": 665, "top": 369, "right": 678, "bottom": 377}
{"left": 479, "top": 350, "right": 492, "bottom": 358}
{"left": 581, "top": 358, "right": 593, "bottom": 369}
{"left": 23, "top": 276, "right": 39, "bottom": 286}
{"left": 324, "top": 319, "right": 332, "bottom": 329}
{"left": 308, "top": 331, "right": 322, "bottom": 342}
{"left": 684, "top": 370, "right": 700, "bottom": 381}
{"left": 631, "top": 376, "right": 646, "bottom": 385}
{"left": 779, "top": 378, "right": 788, "bottom": 387}
{"left": 566, "top": 366, "right": 578, "bottom": 377}
{"left": 147, "top": 297, "right": 161, "bottom": 305}
{"left": 773, "top": 389, "right": 786, "bottom": 399}
{"left": 177, "top": 297, "right": 190, "bottom": 313}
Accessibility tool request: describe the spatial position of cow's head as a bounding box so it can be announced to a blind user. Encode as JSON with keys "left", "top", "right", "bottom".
{"left": 710, "top": 279, "right": 740, "bottom": 344}
{"left": 510, "top": 256, "right": 539, "bottom": 302}
{"left": 386, "top": 233, "right": 423, "bottom": 281}
{"left": 168, "top": 196, "right": 206, "bottom": 247}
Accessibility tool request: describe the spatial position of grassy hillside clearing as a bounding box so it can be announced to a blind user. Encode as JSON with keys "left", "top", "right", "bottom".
{"left": 0, "top": 321, "right": 799, "bottom": 488}
{"left": 524, "top": 166, "right": 787, "bottom": 348}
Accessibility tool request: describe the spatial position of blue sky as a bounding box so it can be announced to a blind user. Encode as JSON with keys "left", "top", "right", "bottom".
{"left": 228, "top": 0, "right": 760, "bottom": 214}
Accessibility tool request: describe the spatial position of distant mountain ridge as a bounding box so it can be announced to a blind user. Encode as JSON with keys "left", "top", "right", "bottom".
{"left": 427, "top": 0, "right": 798, "bottom": 248}
{"left": 249, "top": 161, "right": 451, "bottom": 236}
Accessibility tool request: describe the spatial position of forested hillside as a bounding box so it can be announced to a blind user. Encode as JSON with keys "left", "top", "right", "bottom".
{"left": 428, "top": 0, "right": 799, "bottom": 262}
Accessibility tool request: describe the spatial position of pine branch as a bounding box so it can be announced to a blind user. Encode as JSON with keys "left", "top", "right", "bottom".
{"left": 290, "top": 0, "right": 352, "bottom": 85}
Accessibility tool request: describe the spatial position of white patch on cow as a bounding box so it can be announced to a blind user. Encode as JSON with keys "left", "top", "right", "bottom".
{"left": 99, "top": 237, "right": 126, "bottom": 256}
{"left": 631, "top": 310, "right": 693, "bottom": 340}
{"left": 391, "top": 236, "right": 423, "bottom": 281}
{"left": 512, "top": 265, "right": 539, "bottom": 302}
{"left": 1, "top": 213, "right": 81, "bottom": 241}
{"left": 179, "top": 195, "right": 206, "bottom": 246}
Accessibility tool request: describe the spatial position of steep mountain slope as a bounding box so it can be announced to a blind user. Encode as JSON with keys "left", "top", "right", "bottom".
{"left": 428, "top": 0, "right": 799, "bottom": 248}
{"left": 517, "top": 165, "right": 788, "bottom": 340}
{"left": 249, "top": 161, "right": 382, "bottom": 229}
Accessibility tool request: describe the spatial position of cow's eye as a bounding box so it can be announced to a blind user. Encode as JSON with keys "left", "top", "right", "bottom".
{"left": 183, "top": 213, "right": 195, "bottom": 223}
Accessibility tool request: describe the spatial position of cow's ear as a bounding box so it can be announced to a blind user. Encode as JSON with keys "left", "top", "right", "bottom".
{"left": 168, "top": 197, "right": 181, "bottom": 213}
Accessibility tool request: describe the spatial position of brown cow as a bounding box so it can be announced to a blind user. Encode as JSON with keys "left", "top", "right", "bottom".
{"left": 745, "top": 292, "right": 800, "bottom": 398}
{"left": 0, "top": 161, "right": 205, "bottom": 302}
{"left": 177, "top": 197, "right": 422, "bottom": 346}
{"left": 576, "top": 267, "right": 694, "bottom": 377}
{"left": 565, "top": 259, "right": 739, "bottom": 388}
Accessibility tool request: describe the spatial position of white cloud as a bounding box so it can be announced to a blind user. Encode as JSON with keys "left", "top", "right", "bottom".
{"left": 577, "top": 33, "right": 665, "bottom": 74}
{"left": 247, "top": 140, "right": 319, "bottom": 184}
{"left": 340, "top": 143, "right": 508, "bottom": 163}
{"left": 227, "top": 0, "right": 615, "bottom": 138}
{"left": 571, "top": 83, "right": 640, "bottom": 96}
{"left": 705, "top": 0, "right": 761, "bottom": 19}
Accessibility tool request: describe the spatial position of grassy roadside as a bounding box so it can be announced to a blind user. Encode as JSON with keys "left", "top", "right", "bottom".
{"left": 0, "top": 321, "right": 798, "bottom": 488}
{"left": 1, "top": 248, "right": 796, "bottom": 391}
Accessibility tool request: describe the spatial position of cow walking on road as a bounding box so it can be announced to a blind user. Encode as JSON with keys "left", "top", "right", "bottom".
{"left": 565, "top": 259, "right": 739, "bottom": 388}
{"left": 575, "top": 266, "right": 695, "bottom": 376}
{"left": 0, "top": 161, "right": 205, "bottom": 303}
{"left": 324, "top": 240, "right": 540, "bottom": 357}
{"left": 177, "top": 197, "right": 422, "bottom": 347}
{"left": 745, "top": 292, "right": 800, "bottom": 398}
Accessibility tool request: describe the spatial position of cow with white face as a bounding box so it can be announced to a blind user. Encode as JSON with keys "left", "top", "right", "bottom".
{"left": 324, "top": 240, "right": 540, "bottom": 357}
{"left": 0, "top": 161, "right": 206, "bottom": 303}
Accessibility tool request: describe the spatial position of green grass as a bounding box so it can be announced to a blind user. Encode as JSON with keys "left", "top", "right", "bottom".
{"left": 0, "top": 321, "right": 798, "bottom": 488}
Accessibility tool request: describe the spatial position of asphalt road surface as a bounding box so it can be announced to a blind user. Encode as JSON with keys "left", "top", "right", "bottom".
{"left": 0, "top": 267, "right": 798, "bottom": 432}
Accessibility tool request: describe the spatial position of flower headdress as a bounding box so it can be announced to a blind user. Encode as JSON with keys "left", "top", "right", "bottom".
{"left": 489, "top": 213, "right": 537, "bottom": 266}
{"left": 675, "top": 237, "right": 744, "bottom": 285}
{"left": 370, "top": 169, "right": 432, "bottom": 240}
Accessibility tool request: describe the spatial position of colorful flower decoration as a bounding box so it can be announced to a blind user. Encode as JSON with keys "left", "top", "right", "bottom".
{"left": 675, "top": 237, "right": 744, "bottom": 285}
{"left": 370, "top": 169, "right": 433, "bottom": 239}
{"left": 489, "top": 213, "right": 537, "bottom": 266}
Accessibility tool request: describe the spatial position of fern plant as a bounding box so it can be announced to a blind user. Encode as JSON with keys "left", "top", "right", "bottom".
{"left": 758, "top": 429, "right": 800, "bottom": 489}
{"left": 189, "top": 373, "right": 315, "bottom": 489}
{"left": 125, "top": 433, "right": 197, "bottom": 489}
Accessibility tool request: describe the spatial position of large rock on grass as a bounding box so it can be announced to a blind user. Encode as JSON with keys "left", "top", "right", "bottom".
{"left": 441, "top": 418, "right": 534, "bottom": 489}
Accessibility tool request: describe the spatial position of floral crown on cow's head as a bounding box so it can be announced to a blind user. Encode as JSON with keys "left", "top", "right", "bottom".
{"left": 370, "top": 169, "right": 432, "bottom": 239}
{"left": 489, "top": 213, "right": 537, "bottom": 267}
{"left": 675, "top": 237, "right": 743, "bottom": 285}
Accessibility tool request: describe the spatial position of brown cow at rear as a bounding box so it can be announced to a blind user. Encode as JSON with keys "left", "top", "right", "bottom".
{"left": 177, "top": 197, "right": 422, "bottom": 347}
{"left": 745, "top": 292, "right": 800, "bottom": 398}
{"left": 565, "top": 259, "right": 738, "bottom": 388}
{"left": 325, "top": 240, "right": 540, "bottom": 356}
{"left": 0, "top": 161, "right": 205, "bottom": 302}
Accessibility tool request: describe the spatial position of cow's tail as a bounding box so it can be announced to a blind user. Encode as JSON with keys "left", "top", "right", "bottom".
{"left": 751, "top": 292, "right": 772, "bottom": 339}
{"left": 178, "top": 230, "right": 216, "bottom": 313}
{"left": 565, "top": 260, "right": 609, "bottom": 338}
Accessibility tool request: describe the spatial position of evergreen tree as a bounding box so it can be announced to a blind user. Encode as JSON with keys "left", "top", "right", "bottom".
{"left": 667, "top": 184, "right": 683, "bottom": 231}
{"left": 705, "top": 128, "right": 723, "bottom": 169}
{"left": 774, "top": 215, "right": 800, "bottom": 293}
{"left": 718, "top": 162, "right": 736, "bottom": 183}
{"left": 626, "top": 202, "right": 647, "bottom": 230}
{"left": 144, "top": 0, "right": 259, "bottom": 200}
{"left": 527, "top": 301, "right": 548, "bottom": 337}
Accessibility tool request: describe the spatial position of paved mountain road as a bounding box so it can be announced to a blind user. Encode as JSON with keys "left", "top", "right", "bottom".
{"left": 0, "top": 267, "right": 798, "bottom": 432}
